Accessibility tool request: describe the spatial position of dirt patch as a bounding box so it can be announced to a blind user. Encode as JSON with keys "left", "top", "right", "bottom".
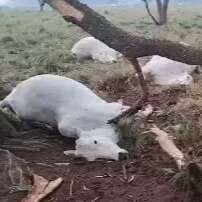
{"left": 97, "top": 73, "right": 188, "bottom": 107}
{"left": 11, "top": 142, "right": 185, "bottom": 202}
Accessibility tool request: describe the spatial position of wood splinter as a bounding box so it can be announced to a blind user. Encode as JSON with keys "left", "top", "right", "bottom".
{"left": 150, "top": 125, "right": 186, "bottom": 170}
{"left": 22, "top": 174, "right": 63, "bottom": 202}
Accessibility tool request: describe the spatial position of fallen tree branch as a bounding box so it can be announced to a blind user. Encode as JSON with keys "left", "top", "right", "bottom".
{"left": 150, "top": 125, "right": 185, "bottom": 170}
{"left": 45, "top": 0, "right": 202, "bottom": 65}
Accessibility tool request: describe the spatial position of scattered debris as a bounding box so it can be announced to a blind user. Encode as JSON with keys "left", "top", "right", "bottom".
{"left": 122, "top": 164, "right": 127, "bottom": 180}
{"left": 22, "top": 175, "right": 63, "bottom": 202}
{"left": 34, "top": 162, "right": 54, "bottom": 168}
{"left": 91, "top": 196, "right": 101, "bottom": 202}
{"left": 69, "top": 180, "right": 74, "bottom": 197}
{"left": 54, "top": 163, "right": 71, "bottom": 166}
{"left": 83, "top": 184, "right": 90, "bottom": 191}
{"left": 128, "top": 175, "right": 136, "bottom": 184}
{"left": 95, "top": 173, "right": 112, "bottom": 178}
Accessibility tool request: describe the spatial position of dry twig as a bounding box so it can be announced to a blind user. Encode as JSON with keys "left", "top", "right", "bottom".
{"left": 69, "top": 180, "right": 74, "bottom": 197}
{"left": 122, "top": 164, "right": 128, "bottom": 180}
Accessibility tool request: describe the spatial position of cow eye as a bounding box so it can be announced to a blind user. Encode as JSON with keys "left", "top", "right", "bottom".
{"left": 94, "top": 140, "right": 98, "bottom": 144}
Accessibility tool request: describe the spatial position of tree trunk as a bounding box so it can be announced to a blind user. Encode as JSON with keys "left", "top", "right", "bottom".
{"left": 161, "top": 0, "right": 169, "bottom": 24}
{"left": 156, "top": 0, "right": 169, "bottom": 25}
{"left": 45, "top": 0, "right": 202, "bottom": 66}
{"left": 156, "top": 0, "right": 163, "bottom": 24}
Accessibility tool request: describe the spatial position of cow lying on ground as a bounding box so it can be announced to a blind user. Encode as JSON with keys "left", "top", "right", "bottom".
{"left": 71, "top": 37, "right": 122, "bottom": 63}
{"left": 141, "top": 55, "right": 200, "bottom": 86}
{"left": 0, "top": 74, "right": 129, "bottom": 161}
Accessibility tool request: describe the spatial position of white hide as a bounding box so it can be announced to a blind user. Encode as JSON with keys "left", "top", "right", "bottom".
{"left": 71, "top": 37, "right": 122, "bottom": 63}
{"left": 141, "top": 55, "right": 198, "bottom": 86}
{"left": 0, "top": 74, "right": 129, "bottom": 161}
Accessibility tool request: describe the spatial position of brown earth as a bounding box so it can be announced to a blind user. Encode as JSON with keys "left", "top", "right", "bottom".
{"left": 12, "top": 143, "right": 185, "bottom": 202}
{"left": 4, "top": 76, "right": 190, "bottom": 202}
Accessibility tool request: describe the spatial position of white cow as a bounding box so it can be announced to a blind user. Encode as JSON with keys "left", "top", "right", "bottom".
{"left": 71, "top": 37, "right": 122, "bottom": 63}
{"left": 0, "top": 74, "right": 129, "bottom": 161}
{"left": 141, "top": 55, "right": 199, "bottom": 86}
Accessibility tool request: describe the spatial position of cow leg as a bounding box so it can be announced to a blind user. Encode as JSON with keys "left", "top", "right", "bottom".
{"left": 58, "top": 121, "right": 81, "bottom": 138}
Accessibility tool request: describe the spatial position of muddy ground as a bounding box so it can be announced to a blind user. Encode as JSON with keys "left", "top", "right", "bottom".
{"left": 12, "top": 144, "right": 184, "bottom": 202}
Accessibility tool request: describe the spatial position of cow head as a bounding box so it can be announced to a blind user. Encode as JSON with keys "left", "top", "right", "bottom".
{"left": 64, "top": 125, "right": 128, "bottom": 161}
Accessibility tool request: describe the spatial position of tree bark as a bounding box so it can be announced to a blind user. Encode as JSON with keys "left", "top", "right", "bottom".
{"left": 156, "top": 0, "right": 169, "bottom": 25}
{"left": 45, "top": 0, "right": 202, "bottom": 66}
{"left": 161, "top": 0, "right": 169, "bottom": 24}
{"left": 156, "top": 0, "right": 163, "bottom": 25}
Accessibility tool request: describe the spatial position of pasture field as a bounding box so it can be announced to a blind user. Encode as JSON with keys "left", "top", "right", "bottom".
{"left": 1, "top": 4, "right": 202, "bottom": 202}
{"left": 1, "top": 5, "right": 202, "bottom": 89}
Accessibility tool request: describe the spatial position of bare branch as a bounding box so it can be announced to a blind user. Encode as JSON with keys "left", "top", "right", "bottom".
{"left": 142, "top": 0, "right": 160, "bottom": 25}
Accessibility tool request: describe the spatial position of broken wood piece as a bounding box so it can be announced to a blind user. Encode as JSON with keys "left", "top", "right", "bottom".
{"left": 91, "top": 196, "right": 101, "bottom": 202}
{"left": 150, "top": 125, "right": 185, "bottom": 170}
{"left": 54, "top": 163, "right": 71, "bottom": 166}
{"left": 22, "top": 174, "right": 63, "bottom": 202}
{"left": 136, "top": 104, "right": 153, "bottom": 118}
{"left": 83, "top": 184, "right": 90, "bottom": 191}
{"left": 128, "top": 175, "right": 136, "bottom": 184}
{"left": 122, "top": 164, "right": 128, "bottom": 180}
{"left": 69, "top": 180, "right": 74, "bottom": 197}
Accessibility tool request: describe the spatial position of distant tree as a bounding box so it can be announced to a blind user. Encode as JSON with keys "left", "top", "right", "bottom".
{"left": 38, "top": 0, "right": 45, "bottom": 11}
{"left": 142, "top": 0, "right": 170, "bottom": 25}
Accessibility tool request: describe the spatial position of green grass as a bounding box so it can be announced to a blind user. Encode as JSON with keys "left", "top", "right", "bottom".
{"left": 1, "top": 5, "right": 202, "bottom": 89}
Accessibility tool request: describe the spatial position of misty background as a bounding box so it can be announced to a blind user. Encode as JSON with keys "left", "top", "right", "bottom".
{"left": 0, "top": 0, "right": 201, "bottom": 9}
